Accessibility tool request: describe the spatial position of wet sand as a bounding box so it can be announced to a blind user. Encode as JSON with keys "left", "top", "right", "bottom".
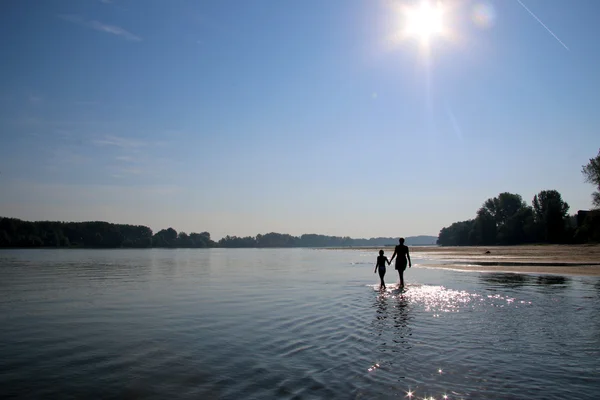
{"left": 332, "top": 245, "right": 600, "bottom": 276}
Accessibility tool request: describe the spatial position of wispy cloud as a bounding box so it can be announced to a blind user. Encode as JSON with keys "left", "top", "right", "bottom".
{"left": 93, "top": 135, "right": 147, "bottom": 148}
{"left": 48, "top": 147, "right": 91, "bottom": 166}
{"left": 120, "top": 167, "right": 143, "bottom": 175}
{"left": 59, "top": 14, "right": 142, "bottom": 42}
{"left": 109, "top": 166, "right": 144, "bottom": 177}
{"left": 74, "top": 100, "right": 99, "bottom": 106}
{"left": 515, "top": 0, "right": 569, "bottom": 51}
{"left": 28, "top": 95, "right": 43, "bottom": 104}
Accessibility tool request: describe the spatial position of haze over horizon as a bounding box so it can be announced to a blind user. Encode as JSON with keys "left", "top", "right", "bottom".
{"left": 1, "top": 0, "right": 598, "bottom": 240}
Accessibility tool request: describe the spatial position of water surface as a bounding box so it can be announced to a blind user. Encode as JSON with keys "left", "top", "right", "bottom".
{"left": 1, "top": 249, "right": 599, "bottom": 399}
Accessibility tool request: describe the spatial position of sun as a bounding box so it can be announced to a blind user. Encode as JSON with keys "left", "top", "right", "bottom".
{"left": 384, "top": 0, "right": 457, "bottom": 59}
{"left": 403, "top": 1, "right": 445, "bottom": 45}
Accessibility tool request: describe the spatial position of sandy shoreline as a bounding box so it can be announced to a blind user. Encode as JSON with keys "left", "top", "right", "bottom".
{"left": 328, "top": 244, "right": 600, "bottom": 276}
{"left": 418, "top": 263, "right": 600, "bottom": 276}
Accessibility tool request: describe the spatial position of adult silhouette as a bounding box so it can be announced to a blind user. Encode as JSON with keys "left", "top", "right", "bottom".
{"left": 389, "top": 238, "right": 411, "bottom": 287}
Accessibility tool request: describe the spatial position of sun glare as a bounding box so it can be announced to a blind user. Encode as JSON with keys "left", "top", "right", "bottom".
{"left": 404, "top": 1, "right": 445, "bottom": 44}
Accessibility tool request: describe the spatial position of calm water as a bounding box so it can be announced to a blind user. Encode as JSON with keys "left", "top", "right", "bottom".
{"left": 1, "top": 249, "right": 599, "bottom": 399}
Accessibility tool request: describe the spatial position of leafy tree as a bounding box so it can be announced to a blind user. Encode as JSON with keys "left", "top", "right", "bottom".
{"left": 437, "top": 220, "right": 475, "bottom": 246}
{"left": 198, "top": 232, "right": 211, "bottom": 240}
{"left": 470, "top": 208, "right": 497, "bottom": 245}
{"left": 582, "top": 148, "right": 600, "bottom": 208}
{"left": 189, "top": 232, "right": 215, "bottom": 248}
{"left": 218, "top": 235, "right": 257, "bottom": 247}
{"left": 481, "top": 192, "right": 527, "bottom": 227}
{"left": 497, "top": 205, "right": 536, "bottom": 244}
{"left": 473, "top": 192, "right": 531, "bottom": 245}
{"left": 575, "top": 210, "right": 600, "bottom": 243}
{"left": 532, "top": 190, "right": 570, "bottom": 243}
{"left": 0, "top": 230, "right": 10, "bottom": 246}
{"left": 256, "top": 232, "right": 298, "bottom": 247}
{"left": 177, "top": 232, "right": 192, "bottom": 247}
{"left": 153, "top": 228, "right": 178, "bottom": 247}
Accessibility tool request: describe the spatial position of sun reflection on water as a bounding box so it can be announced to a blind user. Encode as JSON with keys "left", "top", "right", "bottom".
{"left": 367, "top": 283, "right": 535, "bottom": 400}
{"left": 370, "top": 283, "right": 532, "bottom": 316}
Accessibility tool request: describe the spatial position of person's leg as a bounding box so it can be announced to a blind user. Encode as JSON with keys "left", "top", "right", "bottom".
{"left": 399, "top": 269, "right": 405, "bottom": 287}
{"left": 379, "top": 270, "right": 385, "bottom": 289}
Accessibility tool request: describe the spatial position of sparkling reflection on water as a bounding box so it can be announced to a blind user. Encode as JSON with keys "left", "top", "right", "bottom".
{"left": 1, "top": 249, "right": 600, "bottom": 399}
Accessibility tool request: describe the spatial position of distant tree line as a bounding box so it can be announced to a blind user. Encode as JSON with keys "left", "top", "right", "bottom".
{"left": 0, "top": 217, "right": 434, "bottom": 249}
{"left": 437, "top": 149, "right": 600, "bottom": 245}
{"left": 217, "top": 233, "right": 435, "bottom": 248}
{"left": 0, "top": 219, "right": 216, "bottom": 249}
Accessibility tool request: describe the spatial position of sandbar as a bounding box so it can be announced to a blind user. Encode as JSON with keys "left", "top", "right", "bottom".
{"left": 330, "top": 244, "right": 600, "bottom": 276}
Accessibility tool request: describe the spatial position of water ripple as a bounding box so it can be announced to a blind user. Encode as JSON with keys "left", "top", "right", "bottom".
{"left": 1, "top": 249, "right": 600, "bottom": 399}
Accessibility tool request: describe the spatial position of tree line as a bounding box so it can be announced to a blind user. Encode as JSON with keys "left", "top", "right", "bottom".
{"left": 437, "top": 149, "right": 600, "bottom": 245}
{"left": 0, "top": 217, "right": 433, "bottom": 249}
{"left": 217, "top": 233, "right": 435, "bottom": 248}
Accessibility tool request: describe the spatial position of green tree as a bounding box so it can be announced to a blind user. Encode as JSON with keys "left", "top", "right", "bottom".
{"left": 575, "top": 211, "right": 600, "bottom": 243}
{"left": 437, "top": 220, "right": 475, "bottom": 246}
{"left": 177, "top": 232, "right": 191, "bottom": 247}
{"left": 500, "top": 206, "right": 536, "bottom": 244}
{"left": 488, "top": 192, "right": 527, "bottom": 227}
{"left": 218, "top": 235, "right": 257, "bottom": 247}
{"left": 477, "top": 192, "right": 531, "bottom": 244}
{"left": 0, "top": 230, "right": 10, "bottom": 246}
{"left": 582, "top": 148, "right": 600, "bottom": 208}
{"left": 256, "top": 232, "right": 298, "bottom": 247}
{"left": 153, "top": 228, "right": 178, "bottom": 247}
{"left": 470, "top": 208, "right": 497, "bottom": 245}
{"left": 532, "top": 190, "right": 570, "bottom": 243}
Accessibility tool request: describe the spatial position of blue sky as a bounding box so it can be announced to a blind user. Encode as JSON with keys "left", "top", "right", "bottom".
{"left": 0, "top": 0, "right": 598, "bottom": 239}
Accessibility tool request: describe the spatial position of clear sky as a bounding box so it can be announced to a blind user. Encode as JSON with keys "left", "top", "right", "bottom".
{"left": 0, "top": 0, "right": 598, "bottom": 239}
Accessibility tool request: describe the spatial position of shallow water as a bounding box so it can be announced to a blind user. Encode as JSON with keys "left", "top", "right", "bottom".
{"left": 1, "top": 249, "right": 599, "bottom": 399}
